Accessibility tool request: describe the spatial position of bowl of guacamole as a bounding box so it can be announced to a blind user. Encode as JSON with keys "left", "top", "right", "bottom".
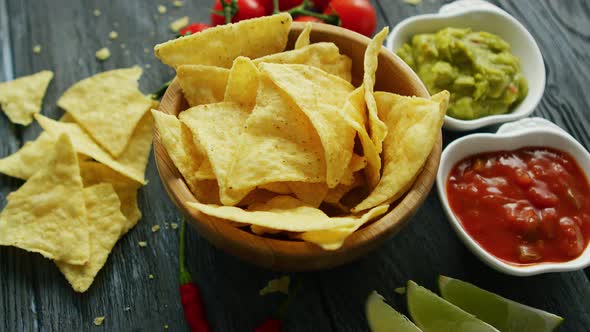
{"left": 397, "top": 28, "right": 528, "bottom": 121}
{"left": 386, "top": 2, "right": 545, "bottom": 131}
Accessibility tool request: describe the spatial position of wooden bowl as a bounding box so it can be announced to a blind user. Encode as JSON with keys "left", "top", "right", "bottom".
{"left": 154, "top": 22, "right": 441, "bottom": 271}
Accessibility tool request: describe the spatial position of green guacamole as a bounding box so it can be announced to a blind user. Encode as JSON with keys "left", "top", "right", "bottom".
{"left": 397, "top": 28, "right": 528, "bottom": 120}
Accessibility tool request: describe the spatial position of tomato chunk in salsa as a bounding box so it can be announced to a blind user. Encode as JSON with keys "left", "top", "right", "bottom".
{"left": 447, "top": 147, "right": 590, "bottom": 264}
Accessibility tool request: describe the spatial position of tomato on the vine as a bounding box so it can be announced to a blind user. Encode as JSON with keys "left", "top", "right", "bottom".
{"left": 294, "top": 15, "right": 323, "bottom": 22}
{"left": 323, "top": 0, "right": 376, "bottom": 36}
{"left": 279, "top": 0, "right": 305, "bottom": 10}
{"left": 311, "top": 0, "right": 331, "bottom": 11}
{"left": 178, "top": 23, "right": 212, "bottom": 36}
{"left": 210, "top": 0, "right": 266, "bottom": 26}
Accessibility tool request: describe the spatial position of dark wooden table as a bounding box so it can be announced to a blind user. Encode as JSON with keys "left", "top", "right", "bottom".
{"left": 1, "top": 0, "right": 589, "bottom": 331}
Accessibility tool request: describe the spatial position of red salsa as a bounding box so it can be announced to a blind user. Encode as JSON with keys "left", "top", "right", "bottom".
{"left": 447, "top": 147, "right": 590, "bottom": 265}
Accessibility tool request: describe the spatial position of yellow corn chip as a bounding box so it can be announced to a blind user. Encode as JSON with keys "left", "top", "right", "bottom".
{"left": 79, "top": 162, "right": 142, "bottom": 234}
{"left": 56, "top": 183, "right": 126, "bottom": 292}
{"left": 177, "top": 65, "right": 229, "bottom": 107}
{"left": 224, "top": 57, "right": 259, "bottom": 107}
{"left": 294, "top": 22, "right": 312, "bottom": 49}
{"left": 363, "top": 28, "right": 389, "bottom": 154}
{"left": 179, "top": 102, "right": 250, "bottom": 205}
{"left": 339, "top": 153, "right": 367, "bottom": 186}
{"left": 0, "top": 134, "right": 89, "bottom": 264}
{"left": 155, "top": 13, "right": 292, "bottom": 68}
{"left": 340, "top": 87, "right": 381, "bottom": 188}
{"left": 0, "top": 132, "right": 55, "bottom": 180}
{"left": 57, "top": 67, "right": 152, "bottom": 157}
{"left": 254, "top": 43, "right": 352, "bottom": 82}
{"left": 352, "top": 91, "right": 449, "bottom": 212}
{"left": 35, "top": 112, "right": 153, "bottom": 184}
{"left": 301, "top": 204, "right": 389, "bottom": 250}
{"left": 190, "top": 179, "right": 222, "bottom": 205}
{"left": 287, "top": 182, "right": 328, "bottom": 208}
{"left": 0, "top": 70, "right": 53, "bottom": 125}
{"left": 261, "top": 63, "right": 355, "bottom": 187}
{"left": 180, "top": 123, "right": 216, "bottom": 180}
{"left": 259, "top": 182, "right": 292, "bottom": 194}
{"left": 226, "top": 74, "right": 326, "bottom": 204}
{"left": 324, "top": 172, "right": 366, "bottom": 205}
{"left": 187, "top": 196, "right": 359, "bottom": 232}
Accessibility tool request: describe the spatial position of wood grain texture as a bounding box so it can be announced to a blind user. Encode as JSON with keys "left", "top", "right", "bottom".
{"left": 1, "top": 0, "right": 589, "bottom": 331}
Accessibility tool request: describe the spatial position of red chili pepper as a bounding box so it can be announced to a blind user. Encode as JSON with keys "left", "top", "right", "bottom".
{"left": 178, "top": 23, "right": 212, "bottom": 36}
{"left": 179, "top": 219, "right": 211, "bottom": 332}
{"left": 254, "top": 318, "right": 281, "bottom": 332}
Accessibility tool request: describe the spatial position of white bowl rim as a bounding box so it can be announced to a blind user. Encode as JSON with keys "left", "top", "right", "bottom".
{"left": 385, "top": 0, "right": 546, "bottom": 132}
{"left": 436, "top": 117, "right": 590, "bottom": 276}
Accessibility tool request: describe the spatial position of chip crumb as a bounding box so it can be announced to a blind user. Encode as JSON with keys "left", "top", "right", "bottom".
{"left": 138, "top": 241, "right": 148, "bottom": 247}
{"left": 164, "top": 325, "right": 169, "bottom": 329}
{"left": 158, "top": 5, "right": 167, "bottom": 14}
{"left": 145, "top": 64, "right": 152, "bottom": 69}
{"left": 144, "top": 48, "right": 150, "bottom": 53}
{"left": 95, "top": 47, "right": 111, "bottom": 61}
{"left": 148, "top": 274, "right": 155, "bottom": 279}
{"left": 173, "top": 0, "right": 184, "bottom": 7}
{"left": 124, "top": 50, "right": 130, "bottom": 56}
{"left": 402, "top": 0, "right": 422, "bottom": 4}
{"left": 32, "top": 45, "right": 41, "bottom": 54}
{"left": 394, "top": 287, "right": 406, "bottom": 295}
{"left": 169, "top": 16, "right": 189, "bottom": 33}
{"left": 113, "top": 21, "right": 120, "bottom": 27}
{"left": 93, "top": 316, "right": 105, "bottom": 326}
{"left": 260, "top": 276, "right": 290, "bottom": 296}
{"left": 151, "top": 225, "right": 161, "bottom": 232}
{"left": 93, "top": 9, "right": 101, "bottom": 16}
{"left": 108, "top": 31, "right": 119, "bottom": 40}
{"left": 171, "top": 222, "right": 179, "bottom": 230}
{"left": 123, "top": 306, "right": 131, "bottom": 312}
{"left": 120, "top": 43, "right": 126, "bottom": 49}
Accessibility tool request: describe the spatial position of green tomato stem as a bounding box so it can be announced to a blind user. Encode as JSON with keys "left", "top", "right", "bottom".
{"left": 273, "top": 0, "right": 279, "bottom": 14}
{"left": 288, "top": 8, "right": 340, "bottom": 25}
{"left": 179, "top": 218, "right": 192, "bottom": 285}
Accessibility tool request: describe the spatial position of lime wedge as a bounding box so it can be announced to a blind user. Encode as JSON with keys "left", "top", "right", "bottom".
{"left": 366, "top": 291, "right": 422, "bottom": 332}
{"left": 407, "top": 280, "right": 500, "bottom": 332}
{"left": 438, "top": 276, "right": 563, "bottom": 332}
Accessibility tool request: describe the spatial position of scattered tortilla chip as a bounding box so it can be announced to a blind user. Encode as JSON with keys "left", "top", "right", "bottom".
{"left": 288, "top": 182, "right": 328, "bottom": 208}
{"left": 254, "top": 43, "right": 352, "bottom": 82}
{"left": 177, "top": 65, "right": 229, "bottom": 107}
{"left": 57, "top": 67, "right": 152, "bottom": 157}
{"left": 260, "top": 276, "right": 290, "bottom": 295}
{"left": 301, "top": 204, "right": 389, "bottom": 250}
{"left": 261, "top": 63, "right": 355, "bottom": 187}
{"left": 170, "top": 16, "right": 189, "bottom": 32}
{"left": 56, "top": 183, "right": 126, "bottom": 292}
{"left": 79, "top": 161, "right": 142, "bottom": 234}
{"left": 294, "top": 22, "right": 312, "bottom": 49}
{"left": 187, "top": 196, "right": 359, "bottom": 232}
{"left": 0, "top": 134, "right": 89, "bottom": 265}
{"left": 224, "top": 57, "right": 259, "bottom": 107}
{"left": 35, "top": 112, "right": 153, "bottom": 184}
{"left": 363, "top": 28, "right": 389, "bottom": 154}
{"left": 226, "top": 74, "right": 326, "bottom": 204}
{"left": 179, "top": 102, "right": 250, "bottom": 205}
{"left": 0, "top": 70, "right": 53, "bottom": 125}
{"left": 352, "top": 91, "right": 449, "bottom": 212}
{"left": 154, "top": 13, "right": 292, "bottom": 68}
{"left": 0, "top": 132, "right": 55, "bottom": 180}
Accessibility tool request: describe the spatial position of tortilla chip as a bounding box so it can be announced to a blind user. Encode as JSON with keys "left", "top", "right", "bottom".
{"left": 0, "top": 134, "right": 89, "bottom": 264}
{"left": 352, "top": 91, "right": 449, "bottom": 212}
{"left": 57, "top": 67, "right": 152, "bottom": 157}
{"left": 341, "top": 87, "right": 381, "bottom": 188}
{"left": 224, "top": 57, "right": 259, "bottom": 107}
{"left": 324, "top": 172, "right": 366, "bottom": 205}
{"left": 261, "top": 63, "right": 355, "bottom": 187}
{"left": 339, "top": 153, "right": 367, "bottom": 186}
{"left": 0, "top": 132, "right": 55, "bottom": 180}
{"left": 179, "top": 102, "right": 250, "bottom": 205}
{"left": 0, "top": 70, "right": 53, "bottom": 125}
{"left": 301, "top": 204, "right": 389, "bottom": 250}
{"left": 191, "top": 179, "right": 222, "bottom": 204}
{"left": 155, "top": 13, "right": 292, "bottom": 68}
{"left": 287, "top": 182, "right": 328, "bottom": 208}
{"left": 180, "top": 123, "right": 216, "bottom": 180}
{"left": 259, "top": 182, "right": 292, "bottom": 194}
{"left": 363, "top": 28, "right": 389, "bottom": 154}
{"left": 35, "top": 112, "right": 153, "bottom": 184}
{"left": 79, "top": 162, "right": 142, "bottom": 234}
{"left": 254, "top": 43, "right": 352, "bottom": 82}
{"left": 294, "top": 22, "right": 312, "bottom": 49}
{"left": 56, "top": 183, "right": 126, "bottom": 292}
{"left": 226, "top": 74, "right": 326, "bottom": 204}
{"left": 177, "top": 65, "right": 229, "bottom": 107}
{"left": 187, "top": 196, "right": 359, "bottom": 232}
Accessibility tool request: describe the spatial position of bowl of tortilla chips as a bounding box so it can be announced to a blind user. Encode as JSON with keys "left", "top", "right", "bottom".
{"left": 152, "top": 14, "right": 449, "bottom": 271}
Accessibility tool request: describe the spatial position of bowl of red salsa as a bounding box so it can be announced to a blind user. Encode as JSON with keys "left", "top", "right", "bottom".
{"left": 436, "top": 117, "right": 590, "bottom": 276}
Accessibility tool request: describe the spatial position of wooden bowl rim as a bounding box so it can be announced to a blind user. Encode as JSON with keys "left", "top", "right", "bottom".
{"left": 153, "top": 22, "right": 441, "bottom": 267}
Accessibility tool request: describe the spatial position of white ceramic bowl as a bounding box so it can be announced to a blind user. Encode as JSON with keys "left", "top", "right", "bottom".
{"left": 436, "top": 117, "right": 590, "bottom": 276}
{"left": 386, "top": 0, "right": 545, "bottom": 131}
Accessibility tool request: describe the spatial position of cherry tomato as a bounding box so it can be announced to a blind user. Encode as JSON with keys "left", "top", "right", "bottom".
{"left": 178, "top": 23, "right": 212, "bottom": 36}
{"left": 312, "top": 0, "right": 331, "bottom": 10}
{"left": 294, "top": 15, "right": 323, "bottom": 22}
{"left": 211, "top": 0, "right": 266, "bottom": 26}
{"left": 323, "top": 0, "right": 376, "bottom": 37}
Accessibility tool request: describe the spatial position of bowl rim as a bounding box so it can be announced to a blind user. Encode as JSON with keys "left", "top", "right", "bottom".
{"left": 153, "top": 22, "right": 443, "bottom": 270}
{"left": 436, "top": 117, "right": 590, "bottom": 276}
{"left": 385, "top": 0, "right": 546, "bottom": 131}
